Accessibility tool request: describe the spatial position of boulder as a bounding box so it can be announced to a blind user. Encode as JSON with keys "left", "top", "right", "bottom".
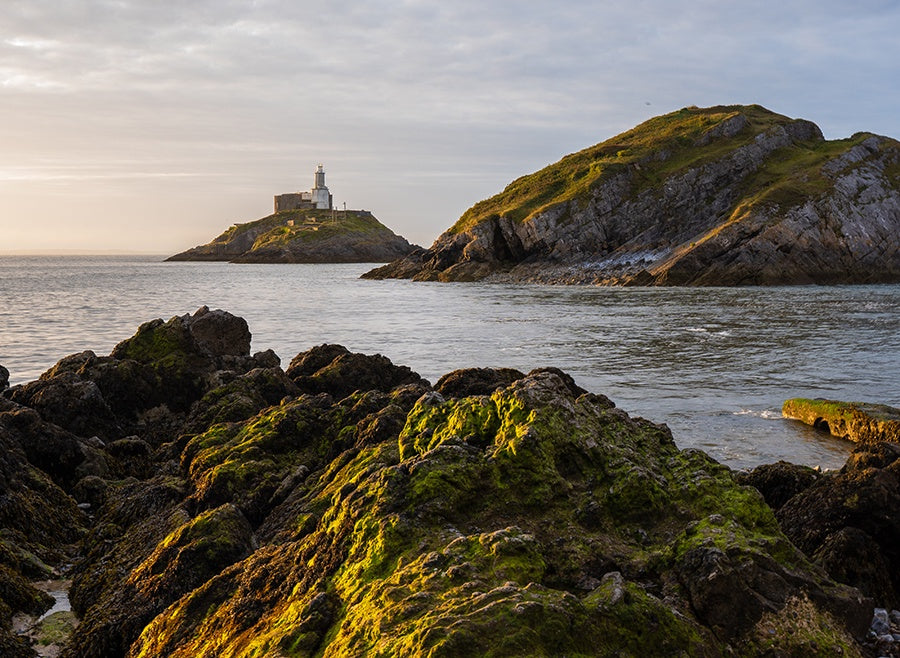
{"left": 736, "top": 460, "right": 822, "bottom": 509}
{"left": 782, "top": 398, "right": 900, "bottom": 444}
{"left": 0, "top": 364, "right": 8, "bottom": 391}
{"left": 776, "top": 442, "right": 900, "bottom": 608}
{"left": 435, "top": 367, "right": 526, "bottom": 398}
{"left": 287, "top": 344, "right": 430, "bottom": 400}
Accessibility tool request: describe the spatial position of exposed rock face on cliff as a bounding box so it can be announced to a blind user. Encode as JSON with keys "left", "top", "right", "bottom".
{"left": 365, "top": 104, "right": 900, "bottom": 285}
{"left": 0, "top": 312, "right": 883, "bottom": 656}
{"left": 168, "top": 209, "right": 418, "bottom": 263}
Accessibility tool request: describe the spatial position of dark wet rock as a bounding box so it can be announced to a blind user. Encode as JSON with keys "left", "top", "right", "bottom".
{"left": 0, "top": 364, "right": 9, "bottom": 391}
{"left": 184, "top": 306, "right": 251, "bottom": 357}
{"left": 777, "top": 442, "right": 900, "bottom": 608}
{"left": 0, "top": 404, "right": 87, "bottom": 650}
{"left": 8, "top": 308, "right": 269, "bottom": 447}
{"left": 63, "top": 503, "right": 253, "bottom": 658}
{"left": 287, "top": 344, "right": 430, "bottom": 400}
{"left": 7, "top": 370, "right": 124, "bottom": 441}
{"left": 783, "top": 397, "right": 900, "bottom": 445}
{"left": 68, "top": 476, "right": 189, "bottom": 622}
{"left": 736, "top": 460, "right": 822, "bottom": 509}
{"left": 183, "top": 366, "right": 299, "bottom": 433}
{"left": 106, "top": 437, "right": 154, "bottom": 479}
{"left": 73, "top": 475, "right": 110, "bottom": 508}
{"left": 435, "top": 367, "right": 526, "bottom": 398}
{"left": 284, "top": 344, "right": 350, "bottom": 379}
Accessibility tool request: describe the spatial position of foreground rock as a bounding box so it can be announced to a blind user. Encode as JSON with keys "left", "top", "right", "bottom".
{"left": 0, "top": 311, "right": 885, "bottom": 656}
{"left": 365, "top": 104, "right": 900, "bottom": 285}
{"left": 742, "top": 442, "right": 900, "bottom": 613}
{"left": 783, "top": 397, "right": 900, "bottom": 444}
{"left": 167, "top": 209, "right": 418, "bottom": 263}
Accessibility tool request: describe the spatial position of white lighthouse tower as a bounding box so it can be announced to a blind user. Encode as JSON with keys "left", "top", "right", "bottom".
{"left": 310, "top": 164, "right": 332, "bottom": 210}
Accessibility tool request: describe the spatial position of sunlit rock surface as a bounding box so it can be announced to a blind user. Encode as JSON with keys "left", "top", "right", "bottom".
{"left": 0, "top": 311, "right": 883, "bottom": 656}
{"left": 365, "top": 104, "right": 900, "bottom": 285}
{"left": 783, "top": 398, "right": 900, "bottom": 445}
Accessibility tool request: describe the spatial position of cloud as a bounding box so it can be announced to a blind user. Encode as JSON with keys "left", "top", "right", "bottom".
{"left": 1, "top": 0, "right": 899, "bottom": 250}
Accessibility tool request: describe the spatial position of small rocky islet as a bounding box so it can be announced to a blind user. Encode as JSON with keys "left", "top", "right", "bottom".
{"left": 167, "top": 208, "right": 418, "bottom": 264}
{"left": 1, "top": 308, "right": 899, "bottom": 656}
{"left": 167, "top": 166, "right": 419, "bottom": 264}
{"left": 365, "top": 104, "right": 900, "bottom": 285}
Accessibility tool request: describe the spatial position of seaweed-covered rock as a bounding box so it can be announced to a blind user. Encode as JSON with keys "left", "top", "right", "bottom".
{"left": 783, "top": 398, "right": 900, "bottom": 444}
{"left": 9, "top": 308, "right": 269, "bottom": 446}
{"left": 7, "top": 367, "right": 124, "bottom": 441}
{"left": 118, "top": 370, "right": 866, "bottom": 657}
{"left": 2, "top": 312, "right": 877, "bottom": 656}
{"left": 183, "top": 366, "right": 299, "bottom": 433}
{"left": 64, "top": 504, "right": 253, "bottom": 658}
{"left": 69, "top": 475, "right": 189, "bottom": 617}
{"left": 286, "top": 344, "right": 430, "bottom": 400}
{"left": 777, "top": 442, "right": 900, "bottom": 608}
{"left": 0, "top": 401, "right": 88, "bottom": 653}
{"left": 0, "top": 398, "right": 116, "bottom": 490}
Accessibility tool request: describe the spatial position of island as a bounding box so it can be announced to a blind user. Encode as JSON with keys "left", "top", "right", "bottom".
{"left": 168, "top": 166, "right": 419, "bottom": 263}
{"left": 364, "top": 104, "right": 900, "bottom": 285}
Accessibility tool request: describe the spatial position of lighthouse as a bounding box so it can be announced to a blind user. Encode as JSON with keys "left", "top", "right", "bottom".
{"left": 310, "top": 164, "right": 332, "bottom": 210}
{"left": 273, "top": 164, "right": 334, "bottom": 212}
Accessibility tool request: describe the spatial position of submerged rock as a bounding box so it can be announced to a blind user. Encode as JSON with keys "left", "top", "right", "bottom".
{"left": 783, "top": 397, "right": 900, "bottom": 444}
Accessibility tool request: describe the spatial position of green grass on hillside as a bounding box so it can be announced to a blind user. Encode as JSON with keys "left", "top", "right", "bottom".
{"left": 214, "top": 209, "right": 391, "bottom": 250}
{"left": 449, "top": 105, "right": 895, "bottom": 235}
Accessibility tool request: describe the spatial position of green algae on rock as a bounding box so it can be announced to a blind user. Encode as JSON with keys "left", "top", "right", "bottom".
{"left": 122, "top": 370, "right": 867, "bottom": 657}
{"left": 782, "top": 398, "right": 900, "bottom": 444}
{"left": 0, "top": 312, "right": 880, "bottom": 656}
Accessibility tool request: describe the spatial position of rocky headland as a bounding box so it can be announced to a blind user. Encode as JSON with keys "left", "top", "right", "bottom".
{"left": 365, "top": 104, "right": 900, "bottom": 285}
{"left": 1, "top": 309, "right": 898, "bottom": 656}
{"left": 168, "top": 209, "right": 418, "bottom": 263}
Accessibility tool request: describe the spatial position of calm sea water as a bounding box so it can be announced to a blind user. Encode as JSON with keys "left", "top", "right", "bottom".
{"left": 2, "top": 255, "right": 898, "bottom": 470}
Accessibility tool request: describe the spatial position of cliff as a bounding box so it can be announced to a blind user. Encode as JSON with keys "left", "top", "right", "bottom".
{"left": 364, "top": 104, "right": 900, "bottom": 285}
{"left": 168, "top": 209, "right": 418, "bottom": 263}
{"left": 2, "top": 311, "right": 898, "bottom": 656}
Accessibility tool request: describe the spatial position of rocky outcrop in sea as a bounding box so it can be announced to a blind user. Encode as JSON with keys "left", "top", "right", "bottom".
{"left": 783, "top": 398, "right": 900, "bottom": 444}
{"left": 1, "top": 309, "right": 896, "bottom": 656}
{"left": 168, "top": 209, "right": 418, "bottom": 263}
{"left": 365, "top": 104, "right": 900, "bottom": 285}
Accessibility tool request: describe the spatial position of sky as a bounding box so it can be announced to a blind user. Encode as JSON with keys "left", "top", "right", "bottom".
{"left": 2, "top": 0, "right": 899, "bottom": 254}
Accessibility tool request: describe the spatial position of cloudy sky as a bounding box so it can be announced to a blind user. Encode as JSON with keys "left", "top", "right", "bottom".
{"left": 2, "top": 0, "right": 899, "bottom": 253}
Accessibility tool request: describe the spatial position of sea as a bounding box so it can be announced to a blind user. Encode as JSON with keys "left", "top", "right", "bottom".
{"left": 1, "top": 255, "right": 898, "bottom": 471}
